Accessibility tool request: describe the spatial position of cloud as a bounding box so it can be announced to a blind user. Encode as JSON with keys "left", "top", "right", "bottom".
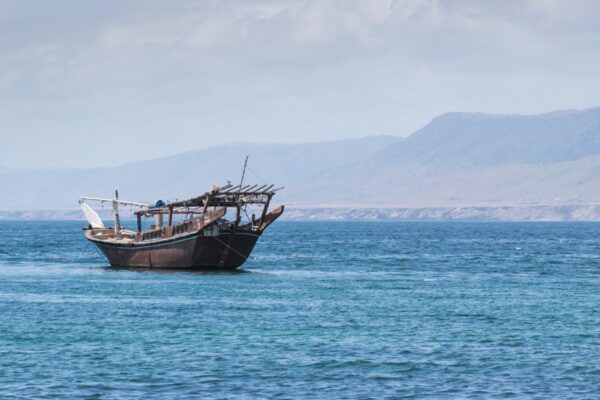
{"left": 1, "top": 0, "right": 600, "bottom": 168}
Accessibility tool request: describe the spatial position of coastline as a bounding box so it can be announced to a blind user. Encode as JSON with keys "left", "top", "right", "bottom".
{"left": 3, "top": 204, "right": 600, "bottom": 222}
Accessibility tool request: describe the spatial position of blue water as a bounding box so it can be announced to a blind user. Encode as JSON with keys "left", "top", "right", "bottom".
{"left": 1, "top": 221, "right": 600, "bottom": 399}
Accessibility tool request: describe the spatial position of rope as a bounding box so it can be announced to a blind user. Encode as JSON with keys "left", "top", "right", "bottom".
{"left": 242, "top": 205, "right": 251, "bottom": 222}
{"left": 212, "top": 234, "right": 249, "bottom": 261}
{"left": 247, "top": 166, "right": 268, "bottom": 185}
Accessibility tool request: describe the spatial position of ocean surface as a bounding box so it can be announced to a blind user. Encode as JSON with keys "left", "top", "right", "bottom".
{"left": 1, "top": 221, "right": 600, "bottom": 399}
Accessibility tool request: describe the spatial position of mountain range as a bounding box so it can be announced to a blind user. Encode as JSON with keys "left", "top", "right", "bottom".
{"left": 2, "top": 106, "right": 600, "bottom": 220}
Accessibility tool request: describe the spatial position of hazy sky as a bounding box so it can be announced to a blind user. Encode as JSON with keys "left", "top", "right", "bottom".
{"left": 2, "top": 0, "right": 600, "bottom": 168}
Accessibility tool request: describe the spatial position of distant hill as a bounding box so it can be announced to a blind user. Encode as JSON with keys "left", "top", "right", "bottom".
{"left": 2, "top": 106, "right": 600, "bottom": 217}
{"left": 0, "top": 136, "right": 399, "bottom": 209}
{"left": 285, "top": 106, "right": 600, "bottom": 207}
{"left": 379, "top": 107, "right": 600, "bottom": 166}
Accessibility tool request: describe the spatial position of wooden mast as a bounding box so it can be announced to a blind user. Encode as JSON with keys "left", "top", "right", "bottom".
{"left": 236, "top": 155, "right": 249, "bottom": 229}
{"left": 168, "top": 205, "right": 174, "bottom": 226}
{"left": 113, "top": 190, "right": 121, "bottom": 234}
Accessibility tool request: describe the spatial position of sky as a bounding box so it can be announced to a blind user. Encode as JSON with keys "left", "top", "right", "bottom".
{"left": 2, "top": 0, "right": 600, "bottom": 168}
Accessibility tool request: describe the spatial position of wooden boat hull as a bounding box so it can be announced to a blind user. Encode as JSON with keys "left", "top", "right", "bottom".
{"left": 88, "top": 230, "right": 261, "bottom": 269}
{"left": 84, "top": 204, "right": 284, "bottom": 270}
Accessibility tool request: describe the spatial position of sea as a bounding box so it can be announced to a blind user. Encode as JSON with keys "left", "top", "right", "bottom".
{"left": 1, "top": 221, "right": 599, "bottom": 399}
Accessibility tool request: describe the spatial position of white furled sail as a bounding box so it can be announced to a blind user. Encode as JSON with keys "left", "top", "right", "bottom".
{"left": 80, "top": 202, "right": 105, "bottom": 228}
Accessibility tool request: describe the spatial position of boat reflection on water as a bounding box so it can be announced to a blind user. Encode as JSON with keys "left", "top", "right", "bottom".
{"left": 104, "top": 265, "right": 252, "bottom": 275}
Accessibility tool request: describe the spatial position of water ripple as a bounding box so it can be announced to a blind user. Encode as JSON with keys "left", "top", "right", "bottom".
{"left": 1, "top": 221, "right": 600, "bottom": 398}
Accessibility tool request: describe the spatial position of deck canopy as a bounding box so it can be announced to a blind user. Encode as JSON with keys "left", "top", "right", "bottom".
{"left": 137, "top": 183, "right": 283, "bottom": 216}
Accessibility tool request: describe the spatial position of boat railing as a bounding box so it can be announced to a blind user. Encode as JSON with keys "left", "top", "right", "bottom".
{"left": 139, "top": 218, "right": 197, "bottom": 241}
{"left": 142, "top": 228, "right": 164, "bottom": 241}
{"left": 173, "top": 220, "right": 194, "bottom": 235}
